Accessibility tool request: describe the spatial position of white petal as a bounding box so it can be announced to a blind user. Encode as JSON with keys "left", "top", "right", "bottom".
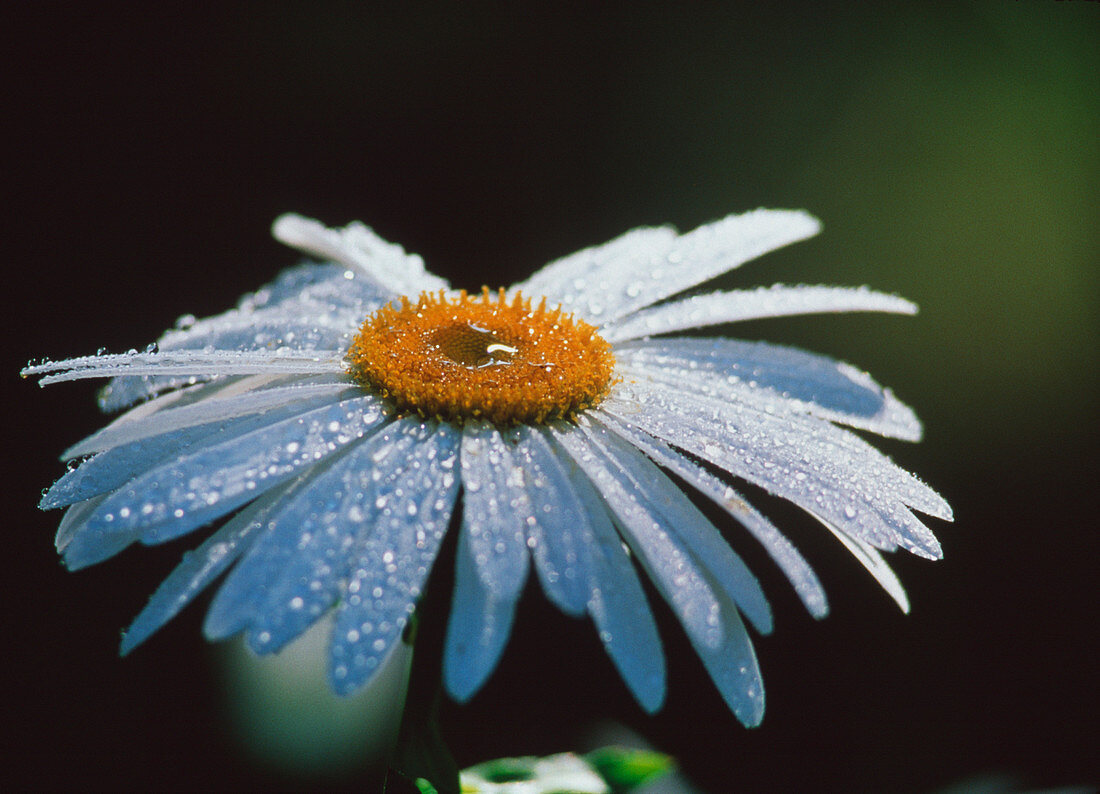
{"left": 123, "top": 487, "right": 279, "bottom": 654}
{"left": 516, "top": 209, "right": 820, "bottom": 324}
{"left": 443, "top": 523, "right": 521, "bottom": 703}
{"left": 604, "top": 385, "right": 947, "bottom": 557}
{"left": 229, "top": 260, "right": 392, "bottom": 312}
{"left": 66, "top": 381, "right": 358, "bottom": 457}
{"left": 557, "top": 443, "right": 666, "bottom": 714}
{"left": 97, "top": 367, "right": 343, "bottom": 414}
{"left": 547, "top": 423, "right": 725, "bottom": 650}
{"left": 329, "top": 420, "right": 461, "bottom": 695}
{"left": 576, "top": 418, "right": 774, "bottom": 636}
{"left": 157, "top": 312, "right": 357, "bottom": 356}
{"left": 459, "top": 421, "right": 532, "bottom": 602}
{"left": 616, "top": 338, "right": 923, "bottom": 441}
{"left": 156, "top": 264, "right": 387, "bottom": 354}
{"left": 595, "top": 411, "right": 829, "bottom": 620}
{"left": 603, "top": 284, "right": 916, "bottom": 342}
{"left": 507, "top": 427, "right": 592, "bottom": 617}
{"left": 24, "top": 348, "right": 346, "bottom": 386}
{"left": 89, "top": 373, "right": 293, "bottom": 431}
{"left": 272, "top": 213, "right": 448, "bottom": 297}
{"left": 814, "top": 518, "right": 911, "bottom": 613}
{"left": 515, "top": 226, "right": 678, "bottom": 317}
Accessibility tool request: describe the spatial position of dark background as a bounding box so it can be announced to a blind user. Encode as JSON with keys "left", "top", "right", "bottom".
{"left": 4, "top": 4, "right": 1097, "bottom": 792}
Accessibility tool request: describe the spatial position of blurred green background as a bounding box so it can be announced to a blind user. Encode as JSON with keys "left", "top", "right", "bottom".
{"left": 5, "top": 3, "right": 1096, "bottom": 792}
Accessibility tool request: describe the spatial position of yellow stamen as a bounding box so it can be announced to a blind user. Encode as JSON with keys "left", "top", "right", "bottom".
{"left": 346, "top": 288, "right": 617, "bottom": 425}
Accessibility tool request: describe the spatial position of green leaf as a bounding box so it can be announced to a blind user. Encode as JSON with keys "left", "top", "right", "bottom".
{"left": 585, "top": 746, "right": 674, "bottom": 792}
{"left": 414, "top": 779, "right": 440, "bottom": 794}
{"left": 461, "top": 753, "right": 608, "bottom": 793}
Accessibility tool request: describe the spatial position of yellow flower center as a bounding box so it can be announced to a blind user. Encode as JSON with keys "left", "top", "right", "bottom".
{"left": 346, "top": 288, "right": 616, "bottom": 425}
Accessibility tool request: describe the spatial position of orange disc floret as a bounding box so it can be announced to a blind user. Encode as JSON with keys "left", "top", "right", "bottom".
{"left": 346, "top": 288, "right": 617, "bottom": 425}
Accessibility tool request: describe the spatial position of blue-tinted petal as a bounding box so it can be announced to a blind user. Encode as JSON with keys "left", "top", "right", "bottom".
{"left": 459, "top": 421, "right": 531, "bottom": 602}
{"left": 121, "top": 489, "right": 277, "bottom": 654}
{"left": 443, "top": 524, "right": 521, "bottom": 703}
{"left": 547, "top": 422, "right": 724, "bottom": 651}
{"left": 557, "top": 444, "right": 666, "bottom": 714}
{"left": 579, "top": 419, "right": 773, "bottom": 635}
{"left": 244, "top": 422, "right": 437, "bottom": 656}
{"left": 690, "top": 584, "right": 766, "bottom": 728}
{"left": 616, "top": 338, "right": 922, "bottom": 441}
{"left": 329, "top": 420, "right": 461, "bottom": 695}
{"left": 55, "top": 496, "right": 104, "bottom": 554}
{"left": 202, "top": 471, "right": 338, "bottom": 642}
{"left": 596, "top": 411, "right": 828, "bottom": 619}
{"left": 508, "top": 427, "right": 591, "bottom": 617}
{"left": 92, "top": 395, "right": 388, "bottom": 545}
{"left": 43, "top": 386, "right": 351, "bottom": 510}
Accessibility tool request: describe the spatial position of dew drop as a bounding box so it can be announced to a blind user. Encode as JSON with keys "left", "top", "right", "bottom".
{"left": 431, "top": 323, "right": 518, "bottom": 368}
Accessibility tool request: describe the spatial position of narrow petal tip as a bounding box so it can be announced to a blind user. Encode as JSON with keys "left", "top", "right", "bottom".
{"left": 271, "top": 212, "right": 317, "bottom": 248}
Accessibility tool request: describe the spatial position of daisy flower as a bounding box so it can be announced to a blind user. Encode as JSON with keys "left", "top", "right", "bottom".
{"left": 25, "top": 210, "right": 951, "bottom": 727}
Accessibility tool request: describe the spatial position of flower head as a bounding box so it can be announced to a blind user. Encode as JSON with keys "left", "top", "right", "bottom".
{"left": 25, "top": 210, "right": 951, "bottom": 726}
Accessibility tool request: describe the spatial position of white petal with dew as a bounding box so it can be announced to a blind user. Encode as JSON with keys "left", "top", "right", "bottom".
{"left": 548, "top": 422, "right": 725, "bottom": 650}
{"left": 123, "top": 488, "right": 282, "bottom": 654}
{"left": 616, "top": 338, "right": 923, "bottom": 442}
{"left": 154, "top": 265, "right": 386, "bottom": 353}
{"left": 24, "top": 349, "right": 346, "bottom": 386}
{"left": 223, "top": 260, "right": 392, "bottom": 313}
{"left": 97, "top": 368, "right": 343, "bottom": 415}
{"left": 814, "top": 518, "right": 911, "bottom": 613}
{"left": 553, "top": 438, "right": 667, "bottom": 714}
{"left": 443, "top": 523, "right": 523, "bottom": 703}
{"left": 158, "top": 314, "right": 358, "bottom": 357}
{"left": 66, "top": 382, "right": 358, "bottom": 457}
{"left": 507, "top": 427, "right": 592, "bottom": 617}
{"left": 577, "top": 418, "right": 774, "bottom": 635}
{"left": 596, "top": 411, "right": 828, "bottom": 619}
{"left": 517, "top": 209, "right": 821, "bottom": 325}
{"left": 516, "top": 226, "right": 677, "bottom": 319}
{"left": 604, "top": 385, "right": 947, "bottom": 557}
{"left": 329, "top": 420, "right": 461, "bottom": 695}
{"left": 603, "top": 284, "right": 916, "bottom": 342}
{"left": 272, "top": 214, "right": 448, "bottom": 297}
{"left": 459, "top": 421, "right": 532, "bottom": 602}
